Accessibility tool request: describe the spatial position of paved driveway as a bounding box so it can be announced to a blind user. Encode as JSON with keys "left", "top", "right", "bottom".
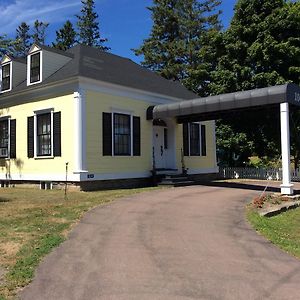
{"left": 20, "top": 185, "right": 300, "bottom": 300}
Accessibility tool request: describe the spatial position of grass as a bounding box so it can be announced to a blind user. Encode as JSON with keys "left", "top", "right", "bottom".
{"left": 0, "top": 186, "right": 157, "bottom": 299}
{"left": 247, "top": 206, "right": 300, "bottom": 259}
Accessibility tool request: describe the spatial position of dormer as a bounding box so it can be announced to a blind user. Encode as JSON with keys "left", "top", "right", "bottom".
{"left": 1, "top": 55, "right": 26, "bottom": 93}
{"left": 27, "top": 44, "right": 73, "bottom": 86}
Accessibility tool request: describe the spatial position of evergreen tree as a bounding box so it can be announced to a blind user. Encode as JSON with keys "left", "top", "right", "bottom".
{"left": 210, "top": 0, "right": 300, "bottom": 166}
{"left": 52, "top": 20, "right": 77, "bottom": 50}
{"left": 134, "top": 0, "right": 221, "bottom": 83}
{"left": 76, "top": 0, "right": 109, "bottom": 50}
{"left": 13, "top": 22, "right": 31, "bottom": 57}
{"left": 32, "top": 20, "right": 49, "bottom": 45}
{"left": 0, "top": 35, "right": 13, "bottom": 57}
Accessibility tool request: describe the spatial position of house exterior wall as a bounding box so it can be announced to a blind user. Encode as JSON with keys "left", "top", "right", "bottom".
{"left": 175, "top": 121, "right": 218, "bottom": 174}
{"left": 85, "top": 89, "right": 217, "bottom": 181}
{"left": 0, "top": 94, "right": 75, "bottom": 182}
{"left": 85, "top": 90, "right": 153, "bottom": 179}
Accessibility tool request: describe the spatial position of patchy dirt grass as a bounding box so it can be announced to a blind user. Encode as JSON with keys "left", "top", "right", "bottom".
{"left": 0, "top": 187, "right": 158, "bottom": 299}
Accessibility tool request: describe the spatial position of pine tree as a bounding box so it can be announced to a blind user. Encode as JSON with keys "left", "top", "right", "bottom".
{"left": 210, "top": 0, "right": 300, "bottom": 166}
{"left": 0, "top": 35, "right": 13, "bottom": 57}
{"left": 134, "top": 0, "right": 221, "bottom": 83}
{"left": 13, "top": 22, "right": 31, "bottom": 57}
{"left": 76, "top": 0, "right": 109, "bottom": 50}
{"left": 52, "top": 20, "right": 77, "bottom": 50}
{"left": 32, "top": 20, "right": 49, "bottom": 45}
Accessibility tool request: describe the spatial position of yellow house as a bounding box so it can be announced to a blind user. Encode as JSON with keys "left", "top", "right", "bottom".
{"left": 0, "top": 44, "right": 217, "bottom": 190}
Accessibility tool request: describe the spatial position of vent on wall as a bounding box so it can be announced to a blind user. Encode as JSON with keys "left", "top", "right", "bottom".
{"left": 40, "top": 181, "right": 53, "bottom": 190}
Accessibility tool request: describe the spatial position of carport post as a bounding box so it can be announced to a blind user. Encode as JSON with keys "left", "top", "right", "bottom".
{"left": 280, "top": 102, "right": 293, "bottom": 195}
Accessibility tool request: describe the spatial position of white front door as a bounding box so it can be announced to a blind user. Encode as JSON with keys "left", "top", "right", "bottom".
{"left": 153, "top": 126, "right": 167, "bottom": 169}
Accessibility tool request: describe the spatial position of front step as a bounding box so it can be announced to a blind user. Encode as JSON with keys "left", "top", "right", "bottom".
{"left": 158, "top": 175, "right": 195, "bottom": 187}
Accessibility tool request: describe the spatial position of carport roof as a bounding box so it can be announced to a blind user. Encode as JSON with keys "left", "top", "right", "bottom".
{"left": 151, "top": 83, "right": 300, "bottom": 123}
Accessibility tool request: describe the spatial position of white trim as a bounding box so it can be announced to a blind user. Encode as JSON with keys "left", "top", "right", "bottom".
{"left": 111, "top": 111, "right": 134, "bottom": 157}
{"left": 187, "top": 167, "right": 219, "bottom": 175}
{"left": 33, "top": 108, "right": 54, "bottom": 158}
{"left": 0, "top": 61, "right": 12, "bottom": 93}
{"left": 79, "top": 77, "right": 186, "bottom": 105}
{"left": 74, "top": 90, "right": 87, "bottom": 172}
{"left": 212, "top": 120, "right": 217, "bottom": 168}
{"left": 27, "top": 51, "right": 43, "bottom": 86}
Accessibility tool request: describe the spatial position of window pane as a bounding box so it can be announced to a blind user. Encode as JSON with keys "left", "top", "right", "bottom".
{"left": 2, "top": 64, "right": 10, "bottom": 91}
{"left": 37, "top": 113, "right": 51, "bottom": 156}
{"left": 114, "top": 113, "right": 131, "bottom": 155}
{"left": 30, "top": 53, "right": 40, "bottom": 83}
{"left": 0, "top": 120, "right": 8, "bottom": 156}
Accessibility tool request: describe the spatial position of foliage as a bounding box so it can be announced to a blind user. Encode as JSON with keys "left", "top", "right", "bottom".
{"left": 247, "top": 205, "right": 300, "bottom": 258}
{"left": 134, "top": 0, "right": 222, "bottom": 85}
{"left": 0, "top": 187, "right": 158, "bottom": 299}
{"left": 32, "top": 20, "right": 49, "bottom": 45}
{"left": 210, "top": 0, "right": 300, "bottom": 166}
{"left": 13, "top": 22, "right": 31, "bottom": 57}
{"left": 0, "top": 35, "right": 14, "bottom": 57}
{"left": 76, "top": 0, "right": 109, "bottom": 50}
{"left": 52, "top": 20, "right": 77, "bottom": 51}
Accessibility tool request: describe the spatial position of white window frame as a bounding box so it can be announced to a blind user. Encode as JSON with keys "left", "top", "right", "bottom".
{"left": 111, "top": 109, "right": 134, "bottom": 157}
{"left": 187, "top": 122, "right": 204, "bottom": 157}
{"left": 27, "top": 51, "right": 43, "bottom": 86}
{"left": 34, "top": 108, "right": 54, "bottom": 159}
{"left": 1, "top": 62, "right": 12, "bottom": 93}
{"left": 0, "top": 116, "right": 11, "bottom": 159}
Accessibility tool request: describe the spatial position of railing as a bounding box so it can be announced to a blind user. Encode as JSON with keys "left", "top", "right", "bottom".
{"left": 219, "top": 167, "right": 300, "bottom": 182}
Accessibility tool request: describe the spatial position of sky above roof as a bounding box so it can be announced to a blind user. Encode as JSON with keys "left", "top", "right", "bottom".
{"left": 0, "top": 0, "right": 236, "bottom": 63}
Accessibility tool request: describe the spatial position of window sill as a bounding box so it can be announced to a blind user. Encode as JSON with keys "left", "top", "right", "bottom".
{"left": 34, "top": 156, "right": 54, "bottom": 160}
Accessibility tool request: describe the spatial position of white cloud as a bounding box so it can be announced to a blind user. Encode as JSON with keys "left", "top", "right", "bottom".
{"left": 0, "top": 0, "right": 81, "bottom": 35}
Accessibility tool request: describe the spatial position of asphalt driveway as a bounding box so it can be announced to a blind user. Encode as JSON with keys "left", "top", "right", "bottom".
{"left": 20, "top": 185, "right": 300, "bottom": 300}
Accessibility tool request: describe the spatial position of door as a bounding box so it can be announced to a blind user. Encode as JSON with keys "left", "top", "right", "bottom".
{"left": 153, "top": 126, "right": 167, "bottom": 169}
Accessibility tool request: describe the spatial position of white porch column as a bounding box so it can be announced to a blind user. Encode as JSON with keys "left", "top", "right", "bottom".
{"left": 280, "top": 102, "right": 293, "bottom": 195}
{"left": 74, "top": 90, "right": 87, "bottom": 174}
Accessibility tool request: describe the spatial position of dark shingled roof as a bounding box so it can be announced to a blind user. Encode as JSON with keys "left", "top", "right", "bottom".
{"left": 0, "top": 44, "right": 196, "bottom": 100}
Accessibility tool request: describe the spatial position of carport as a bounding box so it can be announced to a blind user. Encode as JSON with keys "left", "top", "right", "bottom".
{"left": 148, "top": 83, "right": 300, "bottom": 195}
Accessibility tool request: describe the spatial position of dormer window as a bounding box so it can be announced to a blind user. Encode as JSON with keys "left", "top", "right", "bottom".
{"left": 30, "top": 52, "right": 41, "bottom": 84}
{"left": 1, "top": 63, "right": 11, "bottom": 92}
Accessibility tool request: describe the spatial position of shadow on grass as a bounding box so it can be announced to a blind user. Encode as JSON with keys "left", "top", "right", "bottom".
{"left": 195, "top": 180, "right": 300, "bottom": 195}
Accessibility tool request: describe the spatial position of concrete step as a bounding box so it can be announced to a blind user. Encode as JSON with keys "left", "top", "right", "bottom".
{"left": 158, "top": 180, "right": 195, "bottom": 187}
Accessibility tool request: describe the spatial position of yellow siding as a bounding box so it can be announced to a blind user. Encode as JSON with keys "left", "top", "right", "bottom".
{"left": 0, "top": 94, "right": 75, "bottom": 178}
{"left": 85, "top": 91, "right": 153, "bottom": 174}
{"left": 175, "top": 121, "right": 216, "bottom": 171}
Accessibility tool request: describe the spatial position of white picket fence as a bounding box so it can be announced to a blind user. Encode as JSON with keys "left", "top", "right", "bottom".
{"left": 219, "top": 167, "right": 300, "bottom": 182}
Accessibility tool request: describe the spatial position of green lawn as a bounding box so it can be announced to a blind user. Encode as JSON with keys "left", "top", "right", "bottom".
{"left": 247, "top": 206, "right": 300, "bottom": 259}
{"left": 0, "top": 186, "right": 157, "bottom": 299}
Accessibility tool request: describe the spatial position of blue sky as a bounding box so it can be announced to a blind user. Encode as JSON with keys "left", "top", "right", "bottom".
{"left": 0, "top": 0, "right": 236, "bottom": 62}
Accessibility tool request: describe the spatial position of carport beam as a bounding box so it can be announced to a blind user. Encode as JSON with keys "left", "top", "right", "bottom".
{"left": 280, "top": 102, "right": 293, "bottom": 195}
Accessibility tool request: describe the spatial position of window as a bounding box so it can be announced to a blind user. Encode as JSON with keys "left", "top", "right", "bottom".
{"left": 30, "top": 53, "right": 41, "bottom": 83}
{"left": 183, "top": 123, "right": 206, "bottom": 156}
{"left": 0, "top": 118, "right": 16, "bottom": 158}
{"left": 114, "top": 113, "right": 131, "bottom": 156}
{"left": 37, "top": 113, "right": 51, "bottom": 156}
{"left": 102, "top": 112, "right": 140, "bottom": 157}
{"left": 0, "top": 120, "right": 9, "bottom": 157}
{"left": 1, "top": 63, "right": 11, "bottom": 91}
{"left": 27, "top": 111, "right": 61, "bottom": 158}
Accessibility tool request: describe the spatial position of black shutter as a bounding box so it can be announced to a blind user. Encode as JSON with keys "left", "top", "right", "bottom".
{"left": 183, "top": 123, "right": 189, "bottom": 156}
{"left": 27, "top": 116, "right": 34, "bottom": 158}
{"left": 201, "top": 124, "right": 207, "bottom": 156}
{"left": 53, "top": 112, "right": 61, "bottom": 157}
{"left": 103, "top": 112, "right": 112, "bottom": 156}
{"left": 133, "top": 116, "right": 141, "bottom": 156}
{"left": 10, "top": 119, "right": 16, "bottom": 159}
